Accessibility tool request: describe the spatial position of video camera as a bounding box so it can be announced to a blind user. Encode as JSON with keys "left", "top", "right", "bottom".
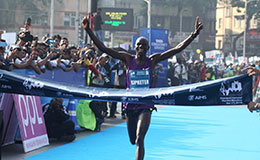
{"left": 18, "top": 18, "right": 34, "bottom": 43}
{"left": 18, "top": 30, "right": 33, "bottom": 43}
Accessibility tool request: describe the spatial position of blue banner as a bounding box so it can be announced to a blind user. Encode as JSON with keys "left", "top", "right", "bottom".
{"left": 13, "top": 68, "right": 86, "bottom": 86}
{"left": 140, "top": 28, "right": 169, "bottom": 87}
{"left": 0, "top": 70, "right": 252, "bottom": 106}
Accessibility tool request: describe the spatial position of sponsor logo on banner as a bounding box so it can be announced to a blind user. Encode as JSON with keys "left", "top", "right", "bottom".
{"left": 23, "top": 79, "right": 44, "bottom": 90}
{"left": 220, "top": 81, "right": 242, "bottom": 96}
{"left": 62, "top": 93, "right": 74, "bottom": 97}
{"left": 219, "top": 80, "right": 243, "bottom": 104}
{"left": 188, "top": 95, "right": 207, "bottom": 101}
{"left": 127, "top": 97, "right": 139, "bottom": 102}
{"left": 121, "top": 97, "right": 127, "bottom": 102}
{"left": 120, "top": 97, "right": 139, "bottom": 102}
{"left": 13, "top": 94, "right": 49, "bottom": 152}
{"left": 1, "top": 84, "right": 12, "bottom": 89}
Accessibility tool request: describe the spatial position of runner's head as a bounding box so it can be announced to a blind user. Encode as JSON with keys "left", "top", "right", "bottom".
{"left": 135, "top": 37, "right": 149, "bottom": 57}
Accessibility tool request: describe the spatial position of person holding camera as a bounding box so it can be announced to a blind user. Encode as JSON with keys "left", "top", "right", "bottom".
{"left": 0, "top": 39, "right": 13, "bottom": 71}
{"left": 13, "top": 47, "right": 37, "bottom": 70}
{"left": 42, "top": 98, "right": 76, "bottom": 142}
{"left": 33, "top": 42, "right": 57, "bottom": 73}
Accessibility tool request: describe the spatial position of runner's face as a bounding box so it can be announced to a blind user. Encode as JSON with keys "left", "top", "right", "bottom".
{"left": 135, "top": 38, "right": 149, "bottom": 57}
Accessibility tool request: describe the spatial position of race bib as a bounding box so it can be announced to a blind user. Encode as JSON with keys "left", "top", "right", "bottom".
{"left": 129, "top": 70, "right": 150, "bottom": 88}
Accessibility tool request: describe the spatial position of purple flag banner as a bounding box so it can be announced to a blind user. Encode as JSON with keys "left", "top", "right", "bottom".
{"left": 0, "top": 93, "right": 19, "bottom": 146}
{"left": 13, "top": 94, "right": 49, "bottom": 152}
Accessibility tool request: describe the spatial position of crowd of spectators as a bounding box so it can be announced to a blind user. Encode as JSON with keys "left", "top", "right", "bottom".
{"left": 166, "top": 57, "right": 256, "bottom": 87}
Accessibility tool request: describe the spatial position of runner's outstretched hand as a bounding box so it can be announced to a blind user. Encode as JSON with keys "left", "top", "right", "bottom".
{"left": 193, "top": 16, "right": 203, "bottom": 37}
{"left": 82, "top": 16, "right": 90, "bottom": 30}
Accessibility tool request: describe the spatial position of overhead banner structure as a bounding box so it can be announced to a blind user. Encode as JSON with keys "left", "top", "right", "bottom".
{"left": 0, "top": 70, "right": 252, "bottom": 106}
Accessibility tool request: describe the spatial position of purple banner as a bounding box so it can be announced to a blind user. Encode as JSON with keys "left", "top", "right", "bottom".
{"left": 0, "top": 93, "right": 19, "bottom": 146}
{"left": 13, "top": 94, "right": 49, "bottom": 152}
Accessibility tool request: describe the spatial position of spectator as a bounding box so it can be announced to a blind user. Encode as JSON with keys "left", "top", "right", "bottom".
{"left": 90, "top": 55, "right": 109, "bottom": 118}
{"left": 247, "top": 66, "right": 260, "bottom": 112}
{"left": 110, "top": 60, "right": 127, "bottom": 119}
{"left": 34, "top": 42, "right": 56, "bottom": 73}
{"left": 199, "top": 62, "right": 206, "bottom": 82}
{"left": 168, "top": 57, "right": 182, "bottom": 86}
{"left": 85, "top": 12, "right": 95, "bottom": 44}
{"left": 102, "top": 55, "right": 117, "bottom": 118}
{"left": 180, "top": 59, "right": 188, "bottom": 85}
{"left": 42, "top": 98, "right": 76, "bottom": 142}
{"left": 0, "top": 39, "right": 13, "bottom": 71}
{"left": 152, "top": 64, "right": 163, "bottom": 87}
{"left": 94, "top": 8, "right": 104, "bottom": 42}
{"left": 13, "top": 47, "right": 35, "bottom": 69}
{"left": 188, "top": 63, "right": 198, "bottom": 83}
{"left": 51, "top": 34, "right": 61, "bottom": 49}
{"left": 89, "top": 101, "right": 105, "bottom": 132}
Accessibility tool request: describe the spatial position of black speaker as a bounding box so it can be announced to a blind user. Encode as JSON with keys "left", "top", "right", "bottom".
{"left": 91, "top": 0, "right": 98, "bottom": 13}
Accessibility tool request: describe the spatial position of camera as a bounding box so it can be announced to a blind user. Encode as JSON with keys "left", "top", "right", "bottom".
{"left": 26, "top": 18, "right": 32, "bottom": 26}
{"left": 51, "top": 48, "right": 61, "bottom": 53}
{"left": 48, "top": 39, "right": 55, "bottom": 44}
{"left": 18, "top": 30, "right": 33, "bottom": 43}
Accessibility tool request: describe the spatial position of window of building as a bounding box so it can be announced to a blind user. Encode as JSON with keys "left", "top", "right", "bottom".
{"left": 234, "top": 18, "right": 238, "bottom": 28}
{"left": 182, "top": 17, "right": 192, "bottom": 32}
{"left": 152, "top": 15, "right": 165, "bottom": 29}
{"left": 226, "top": 6, "right": 230, "bottom": 17}
{"left": 24, "top": 12, "right": 48, "bottom": 26}
{"left": 64, "top": 12, "right": 76, "bottom": 27}
{"left": 218, "top": 40, "right": 222, "bottom": 49}
{"left": 64, "top": 13, "right": 70, "bottom": 26}
{"left": 240, "top": 19, "right": 243, "bottom": 28}
{"left": 239, "top": 39, "right": 243, "bottom": 48}
{"left": 219, "top": 18, "right": 222, "bottom": 28}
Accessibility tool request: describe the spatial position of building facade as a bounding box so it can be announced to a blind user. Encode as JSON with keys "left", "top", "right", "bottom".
{"left": 0, "top": 0, "right": 216, "bottom": 55}
{"left": 216, "top": 0, "right": 260, "bottom": 57}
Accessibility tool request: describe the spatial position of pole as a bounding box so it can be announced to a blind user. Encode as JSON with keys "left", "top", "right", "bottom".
{"left": 111, "top": 32, "right": 114, "bottom": 48}
{"left": 147, "top": 0, "right": 151, "bottom": 28}
{"left": 242, "top": 0, "right": 247, "bottom": 61}
{"left": 75, "top": 0, "right": 80, "bottom": 46}
{"left": 87, "top": 0, "right": 92, "bottom": 44}
{"left": 50, "top": 0, "right": 54, "bottom": 36}
{"left": 180, "top": 9, "right": 183, "bottom": 33}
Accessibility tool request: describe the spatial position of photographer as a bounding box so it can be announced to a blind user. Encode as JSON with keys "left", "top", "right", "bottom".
{"left": 0, "top": 39, "right": 13, "bottom": 71}
{"left": 13, "top": 47, "right": 36, "bottom": 70}
{"left": 14, "top": 18, "right": 33, "bottom": 47}
{"left": 34, "top": 42, "right": 57, "bottom": 73}
{"left": 51, "top": 34, "right": 61, "bottom": 49}
{"left": 42, "top": 98, "right": 76, "bottom": 142}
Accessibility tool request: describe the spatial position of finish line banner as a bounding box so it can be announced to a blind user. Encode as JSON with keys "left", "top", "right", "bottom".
{"left": 0, "top": 70, "right": 252, "bottom": 106}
